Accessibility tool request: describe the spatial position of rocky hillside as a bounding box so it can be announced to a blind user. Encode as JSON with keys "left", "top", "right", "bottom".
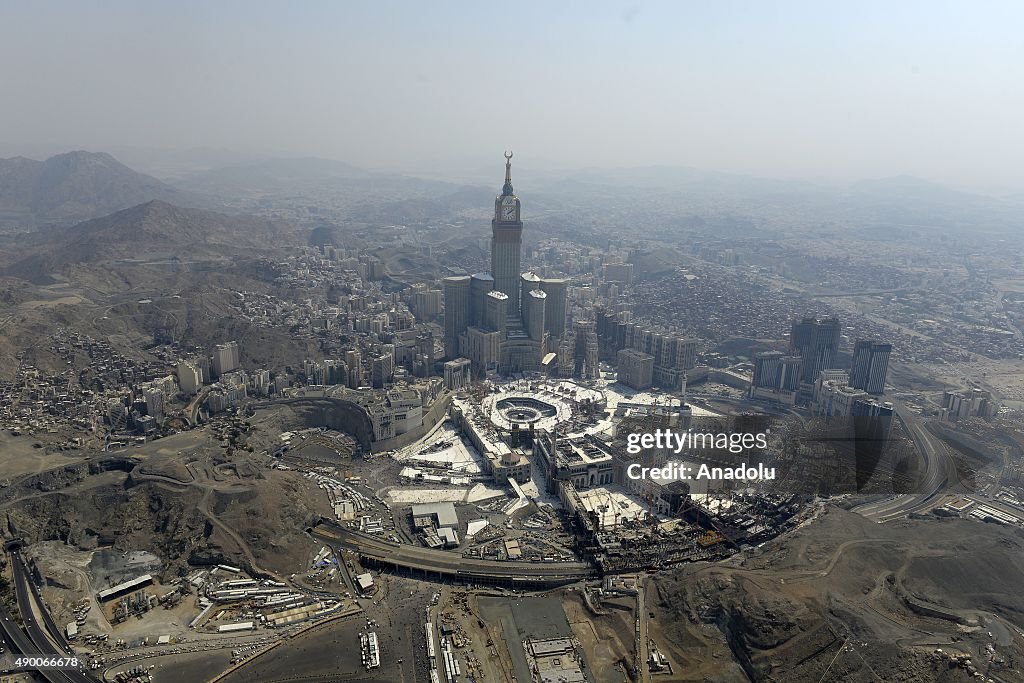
{"left": 0, "top": 150, "right": 197, "bottom": 229}
{"left": 3, "top": 200, "right": 301, "bottom": 282}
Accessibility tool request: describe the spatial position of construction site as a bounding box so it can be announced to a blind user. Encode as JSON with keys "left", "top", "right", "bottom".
{"left": 4, "top": 368, "right": 1017, "bottom": 683}
{"left": 299, "top": 375, "right": 818, "bottom": 592}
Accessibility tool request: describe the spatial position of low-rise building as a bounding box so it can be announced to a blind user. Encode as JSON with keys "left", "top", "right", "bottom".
{"left": 451, "top": 400, "right": 531, "bottom": 484}
{"left": 533, "top": 431, "right": 618, "bottom": 491}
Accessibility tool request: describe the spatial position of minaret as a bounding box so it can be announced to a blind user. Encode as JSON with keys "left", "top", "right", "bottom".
{"left": 491, "top": 151, "right": 523, "bottom": 317}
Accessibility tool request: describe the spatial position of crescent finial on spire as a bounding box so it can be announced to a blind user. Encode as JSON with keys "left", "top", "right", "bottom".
{"left": 502, "top": 150, "right": 514, "bottom": 195}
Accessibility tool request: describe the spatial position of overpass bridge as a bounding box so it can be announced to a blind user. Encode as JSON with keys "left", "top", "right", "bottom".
{"left": 311, "top": 521, "right": 594, "bottom": 588}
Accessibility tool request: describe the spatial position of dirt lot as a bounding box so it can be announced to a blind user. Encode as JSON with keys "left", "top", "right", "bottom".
{"left": 563, "top": 591, "right": 632, "bottom": 683}
{"left": 0, "top": 432, "right": 89, "bottom": 479}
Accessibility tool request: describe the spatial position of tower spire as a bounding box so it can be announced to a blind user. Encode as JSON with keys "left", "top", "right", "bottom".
{"left": 502, "top": 150, "right": 514, "bottom": 196}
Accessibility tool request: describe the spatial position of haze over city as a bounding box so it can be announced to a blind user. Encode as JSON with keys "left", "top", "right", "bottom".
{"left": 2, "top": 3, "right": 1024, "bottom": 683}
{"left": 2, "top": 0, "right": 1024, "bottom": 191}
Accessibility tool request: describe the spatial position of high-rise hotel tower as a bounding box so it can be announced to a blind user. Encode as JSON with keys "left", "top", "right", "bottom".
{"left": 491, "top": 151, "right": 523, "bottom": 317}
{"left": 442, "top": 152, "right": 568, "bottom": 376}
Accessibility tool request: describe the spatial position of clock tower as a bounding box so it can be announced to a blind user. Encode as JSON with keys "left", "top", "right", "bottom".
{"left": 491, "top": 151, "right": 524, "bottom": 317}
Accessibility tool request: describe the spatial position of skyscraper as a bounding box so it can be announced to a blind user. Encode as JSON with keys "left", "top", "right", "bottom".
{"left": 212, "top": 341, "right": 240, "bottom": 378}
{"left": 523, "top": 288, "right": 547, "bottom": 341}
{"left": 469, "top": 273, "right": 494, "bottom": 327}
{"left": 850, "top": 340, "right": 891, "bottom": 395}
{"left": 483, "top": 290, "right": 509, "bottom": 334}
{"left": 573, "top": 320, "right": 600, "bottom": 379}
{"left": 538, "top": 278, "right": 567, "bottom": 339}
{"left": 790, "top": 317, "right": 841, "bottom": 383}
{"left": 491, "top": 151, "right": 523, "bottom": 317}
{"left": 443, "top": 275, "right": 470, "bottom": 359}
{"left": 345, "top": 349, "right": 362, "bottom": 388}
{"left": 176, "top": 360, "right": 202, "bottom": 395}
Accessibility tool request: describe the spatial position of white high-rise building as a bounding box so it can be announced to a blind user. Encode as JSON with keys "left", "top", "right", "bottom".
{"left": 212, "top": 341, "right": 240, "bottom": 377}
{"left": 176, "top": 360, "right": 202, "bottom": 395}
{"left": 142, "top": 387, "right": 164, "bottom": 420}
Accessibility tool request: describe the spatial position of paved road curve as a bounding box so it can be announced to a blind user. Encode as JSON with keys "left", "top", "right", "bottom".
{"left": 852, "top": 401, "right": 961, "bottom": 522}
{"left": 6, "top": 548, "right": 96, "bottom": 683}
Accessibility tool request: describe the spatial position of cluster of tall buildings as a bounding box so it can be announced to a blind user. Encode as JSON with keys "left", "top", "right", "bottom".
{"left": 304, "top": 358, "right": 353, "bottom": 388}
{"left": 942, "top": 389, "right": 1001, "bottom": 420}
{"left": 177, "top": 341, "right": 240, "bottom": 397}
{"left": 443, "top": 154, "right": 688, "bottom": 386}
{"left": 207, "top": 370, "right": 251, "bottom": 414}
{"left": 750, "top": 316, "right": 891, "bottom": 406}
{"left": 303, "top": 345, "right": 416, "bottom": 391}
{"left": 443, "top": 154, "right": 568, "bottom": 376}
{"left": 172, "top": 340, "right": 276, "bottom": 416}
{"left": 790, "top": 317, "right": 842, "bottom": 384}
{"left": 105, "top": 375, "right": 178, "bottom": 435}
{"left": 594, "top": 309, "right": 697, "bottom": 391}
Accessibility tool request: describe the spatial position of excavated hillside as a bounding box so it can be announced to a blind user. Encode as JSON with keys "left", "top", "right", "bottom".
{"left": 649, "top": 507, "right": 1024, "bottom": 682}
{"left": 0, "top": 451, "right": 329, "bottom": 578}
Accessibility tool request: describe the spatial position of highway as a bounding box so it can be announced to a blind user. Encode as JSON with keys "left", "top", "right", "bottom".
{"left": 4, "top": 548, "right": 95, "bottom": 683}
{"left": 185, "top": 385, "right": 212, "bottom": 426}
{"left": 23, "top": 558, "right": 77, "bottom": 657}
{"left": 690, "top": 393, "right": 961, "bottom": 524}
{"left": 312, "top": 521, "right": 594, "bottom": 586}
{"left": 0, "top": 600, "right": 56, "bottom": 679}
{"left": 852, "top": 401, "right": 961, "bottom": 523}
{"left": 636, "top": 584, "right": 650, "bottom": 683}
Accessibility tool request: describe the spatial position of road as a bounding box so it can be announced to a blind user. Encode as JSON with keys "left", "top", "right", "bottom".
{"left": 700, "top": 373, "right": 963, "bottom": 525}
{"left": 312, "top": 522, "right": 594, "bottom": 586}
{"left": 186, "top": 386, "right": 212, "bottom": 426}
{"left": 3, "top": 548, "right": 96, "bottom": 682}
{"left": 428, "top": 596, "right": 447, "bottom": 683}
{"left": 636, "top": 583, "right": 650, "bottom": 683}
{"left": 0, "top": 600, "right": 58, "bottom": 678}
{"left": 852, "top": 401, "right": 961, "bottom": 523}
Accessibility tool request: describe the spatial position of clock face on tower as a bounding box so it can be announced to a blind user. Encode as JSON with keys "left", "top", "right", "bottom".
{"left": 501, "top": 205, "right": 516, "bottom": 221}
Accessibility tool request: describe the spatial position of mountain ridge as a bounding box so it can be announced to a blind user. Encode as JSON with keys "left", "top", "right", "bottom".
{"left": 2, "top": 199, "right": 300, "bottom": 283}
{"left": 0, "top": 150, "right": 203, "bottom": 229}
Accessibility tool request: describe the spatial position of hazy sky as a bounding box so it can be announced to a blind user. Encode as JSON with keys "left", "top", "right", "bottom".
{"left": 1, "top": 1, "right": 1022, "bottom": 191}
